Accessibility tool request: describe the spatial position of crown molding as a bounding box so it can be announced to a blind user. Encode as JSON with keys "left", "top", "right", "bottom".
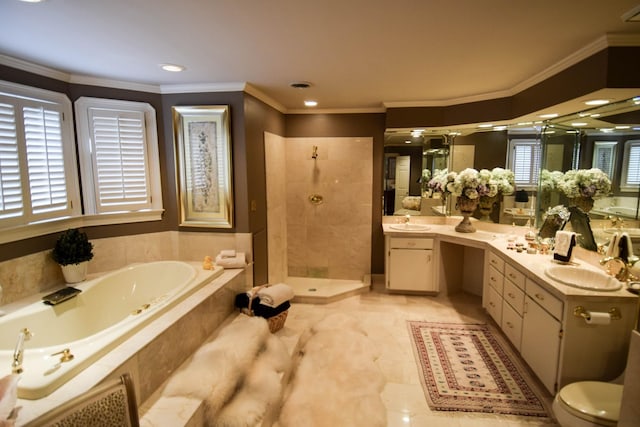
{"left": 386, "top": 33, "right": 640, "bottom": 110}
{"left": 160, "top": 81, "right": 246, "bottom": 94}
{"left": 70, "top": 74, "right": 161, "bottom": 93}
{"left": 286, "top": 107, "right": 387, "bottom": 114}
{"left": 0, "top": 54, "right": 71, "bottom": 82}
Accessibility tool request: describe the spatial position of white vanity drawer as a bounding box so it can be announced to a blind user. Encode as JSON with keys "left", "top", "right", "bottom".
{"left": 488, "top": 252, "right": 504, "bottom": 273}
{"left": 389, "top": 237, "right": 433, "bottom": 250}
{"left": 526, "top": 279, "right": 563, "bottom": 320}
{"left": 504, "top": 264, "right": 526, "bottom": 290}
{"left": 486, "top": 284, "right": 503, "bottom": 325}
{"left": 503, "top": 279, "right": 525, "bottom": 314}
{"left": 487, "top": 265, "right": 504, "bottom": 295}
{"left": 502, "top": 301, "right": 523, "bottom": 350}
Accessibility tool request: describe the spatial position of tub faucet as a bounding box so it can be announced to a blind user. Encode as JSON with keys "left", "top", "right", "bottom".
{"left": 12, "top": 328, "right": 33, "bottom": 374}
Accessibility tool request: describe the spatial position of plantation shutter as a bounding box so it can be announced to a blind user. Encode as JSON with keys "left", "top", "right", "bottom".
{"left": 512, "top": 141, "right": 541, "bottom": 186}
{"left": 624, "top": 141, "right": 640, "bottom": 187}
{"left": 0, "top": 101, "right": 23, "bottom": 220}
{"left": 88, "top": 108, "right": 150, "bottom": 212}
{"left": 23, "top": 104, "right": 68, "bottom": 216}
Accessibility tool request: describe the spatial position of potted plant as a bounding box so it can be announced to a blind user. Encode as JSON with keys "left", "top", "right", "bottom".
{"left": 52, "top": 228, "right": 94, "bottom": 283}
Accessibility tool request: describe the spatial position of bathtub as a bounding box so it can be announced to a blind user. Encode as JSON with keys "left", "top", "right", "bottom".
{"left": 0, "top": 260, "right": 223, "bottom": 399}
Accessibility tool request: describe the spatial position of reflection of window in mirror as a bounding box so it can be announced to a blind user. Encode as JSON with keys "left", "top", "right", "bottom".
{"left": 508, "top": 139, "right": 541, "bottom": 189}
{"left": 621, "top": 140, "right": 640, "bottom": 191}
{"left": 592, "top": 141, "right": 616, "bottom": 179}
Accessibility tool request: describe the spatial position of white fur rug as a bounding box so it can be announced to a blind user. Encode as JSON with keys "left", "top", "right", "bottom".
{"left": 277, "top": 313, "right": 387, "bottom": 427}
{"left": 163, "top": 315, "right": 291, "bottom": 427}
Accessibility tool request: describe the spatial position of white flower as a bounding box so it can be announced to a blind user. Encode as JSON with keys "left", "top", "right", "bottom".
{"left": 557, "top": 168, "right": 611, "bottom": 199}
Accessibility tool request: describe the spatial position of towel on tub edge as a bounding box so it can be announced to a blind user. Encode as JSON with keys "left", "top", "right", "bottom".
{"left": 215, "top": 252, "right": 246, "bottom": 268}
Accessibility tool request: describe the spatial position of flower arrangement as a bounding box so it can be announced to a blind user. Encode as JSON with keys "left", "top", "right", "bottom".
{"left": 539, "top": 169, "right": 564, "bottom": 192}
{"left": 557, "top": 168, "right": 611, "bottom": 199}
{"left": 490, "top": 167, "right": 515, "bottom": 195}
{"left": 427, "top": 168, "right": 456, "bottom": 196}
{"left": 449, "top": 168, "right": 495, "bottom": 199}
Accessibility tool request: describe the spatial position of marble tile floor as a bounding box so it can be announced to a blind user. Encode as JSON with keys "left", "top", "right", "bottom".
{"left": 278, "top": 280, "right": 559, "bottom": 427}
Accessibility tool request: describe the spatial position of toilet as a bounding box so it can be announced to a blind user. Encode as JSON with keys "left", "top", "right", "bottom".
{"left": 552, "top": 381, "right": 623, "bottom": 427}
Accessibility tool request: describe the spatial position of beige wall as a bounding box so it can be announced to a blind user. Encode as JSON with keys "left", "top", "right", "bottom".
{"left": 266, "top": 135, "right": 373, "bottom": 281}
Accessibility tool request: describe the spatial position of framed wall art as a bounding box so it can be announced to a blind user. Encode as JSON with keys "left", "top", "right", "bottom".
{"left": 172, "top": 105, "right": 234, "bottom": 228}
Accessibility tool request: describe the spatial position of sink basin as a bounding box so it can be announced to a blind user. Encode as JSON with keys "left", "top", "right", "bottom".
{"left": 545, "top": 265, "right": 622, "bottom": 291}
{"left": 389, "top": 223, "right": 431, "bottom": 231}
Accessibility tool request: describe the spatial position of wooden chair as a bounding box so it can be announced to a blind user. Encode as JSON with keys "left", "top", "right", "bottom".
{"left": 24, "top": 373, "right": 139, "bottom": 427}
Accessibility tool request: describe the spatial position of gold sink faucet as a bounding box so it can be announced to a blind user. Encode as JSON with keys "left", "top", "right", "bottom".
{"left": 600, "top": 256, "right": 638, "bottom": 282}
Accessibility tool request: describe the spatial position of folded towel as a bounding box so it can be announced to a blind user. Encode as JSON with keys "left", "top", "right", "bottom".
{"left": 554, "top": 230, "right": 576, "bottom": 261}
{"left": 234, "top": 293, "right": 290, "bottom": 318}
{"left": 216, "top": 252, "right": 246, "bottom": 268}
{"left": 257, "top": 283, "right": 294, "bottom": 308}
{"left": 619, "top": 232, "right": 634, "bottom": 263}
{"left": 0, "top": 374, "right": 19, "bottom": 423}
{"left": 219, "top": 249, "right": 236, "bottom": 258}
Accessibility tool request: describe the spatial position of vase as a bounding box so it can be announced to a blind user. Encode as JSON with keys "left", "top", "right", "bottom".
{"left": 569, "top": 197, "right": 594, "bottom": 213}
{"left": 455, "top": 196, "right": 479, "bottom": 233}
{"left": 60, "top": 261, "right": 88, "bottom": 284}
{"left": 478, "top": 194, "right": 498, "bottom": 222}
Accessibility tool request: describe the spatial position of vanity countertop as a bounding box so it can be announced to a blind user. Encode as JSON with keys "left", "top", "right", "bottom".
{"left": 382, "top": 220, "right": 638, "bottom": 301}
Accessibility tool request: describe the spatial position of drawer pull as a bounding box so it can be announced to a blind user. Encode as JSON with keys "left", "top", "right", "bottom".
{"left": 490, "top": 276, "right": 497, "bottom": 282}
{"left": 509, "top": 273, "right": 516, "bottom": 279}
{"left": 535, "top": 293, "right": 545, "bottom": 301}
{"left": 506, "top": 321, "right": 513, "bottom": 328}
{"left": 508, "top": 292, "right": 515, "bottom": 299}
{"left": 489, "top": 302, "right": 495, "bottom": 307}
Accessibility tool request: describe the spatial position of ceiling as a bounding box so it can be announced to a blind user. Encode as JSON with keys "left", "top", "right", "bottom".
{"left": 0, "top": 0, "right": 639, "bottom": 114}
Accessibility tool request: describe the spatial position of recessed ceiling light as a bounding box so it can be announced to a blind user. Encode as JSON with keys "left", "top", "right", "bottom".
{"left": 493, "top": 126, "right": 507, "bottom": 131}
{"left": 615, "top": 125, "right": 630, "bottom": 130}
{"left": 571, "top": 122, "right": 588, "bottom": 127}
{"left": 404, "top": 140, "right": 412, "bottom": 144}
{"left": 584, "top": 99, "right": 609, "bottom": 106}
{"left": 539, "top": 113, "right": 558, "bottom": 119}
{"left": 160, "top": 63, "right": 185, "bottom": 72}
{"left": 477, "top": 123, "right": 493, "bottom": 128}
{"left": 304, "top": 100, "right": 318, "bottom": 107}
{"left": 19, "top": 0, "right": 45, "bottom": 3}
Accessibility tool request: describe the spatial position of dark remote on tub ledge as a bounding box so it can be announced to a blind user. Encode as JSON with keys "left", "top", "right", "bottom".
{"left": 42, "top": 287, "right": 82, "bottom": 305}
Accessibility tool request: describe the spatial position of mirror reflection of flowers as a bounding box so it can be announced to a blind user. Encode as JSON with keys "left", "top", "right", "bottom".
{"left": 419, "top": 169, "right": 432, "bottom": 196}
{"left": 557, "top": 168, "right": 611, "bottom": 199}
{"left": 490, "top": 167, "right": 515, "bottom": 195}
{"left": 427, "top": 168, "right": 456, "bottom": 196}
{"left": 539, "top": 169, "right": 564, "bottom": 192}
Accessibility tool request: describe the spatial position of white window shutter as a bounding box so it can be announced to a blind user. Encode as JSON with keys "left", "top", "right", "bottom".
{"left": 0, "top": 101, "right": 23, "bottom": 221}
{"left": 88, "top": 108, "right": 150, "bottom": 212}
{"left": 624, "top": 142, "right": 640, "bottom": 187}
{"left": 510, "top": 140, "right": 541, "bottom": 187}
{"left": 23, "top": 105, "right": 69, "bottom": 216}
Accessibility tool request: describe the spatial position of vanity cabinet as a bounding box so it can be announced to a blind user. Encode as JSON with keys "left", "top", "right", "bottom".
{"left": 386, "top": 236, "right": 436, "bottom": 292}
{"left": 484, "top": 250, "right": 563, "bottom": 393}
{"left": 521, "top": 278, "right": 563, "bottom": 393}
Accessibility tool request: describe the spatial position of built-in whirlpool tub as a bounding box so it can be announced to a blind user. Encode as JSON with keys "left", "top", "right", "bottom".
{"left": 1, "top": 260, "right": 247, "bottom": 425}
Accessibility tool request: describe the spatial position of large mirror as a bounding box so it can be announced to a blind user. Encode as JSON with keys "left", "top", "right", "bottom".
{"left": 383, "top": 95, "right": 640, "bottom": 251}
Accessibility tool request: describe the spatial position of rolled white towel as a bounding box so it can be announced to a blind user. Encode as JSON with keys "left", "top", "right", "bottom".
{"left": 257, "top": 283, "right": 294, "bottom": 308}
{"left": 219, "top": 249, "right": 237, "bottom": 259}
{"left": 554, "top": 230, "right": 575, "bottom": 258}
{"left": 216, "top": 252, "right": 246, "bottom": 268}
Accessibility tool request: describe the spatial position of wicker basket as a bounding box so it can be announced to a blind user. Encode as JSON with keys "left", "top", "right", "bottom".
{"left": 246, "top": 285, "right": 288, "bottom": 333}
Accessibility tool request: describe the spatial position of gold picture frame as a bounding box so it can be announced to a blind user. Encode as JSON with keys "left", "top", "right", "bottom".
{"left": 172, "top": 105, "right": 233, "bottom": 228}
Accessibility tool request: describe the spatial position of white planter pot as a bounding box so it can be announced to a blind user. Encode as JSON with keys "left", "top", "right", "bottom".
{"left": 60, "top": 261, "right": 88, "bottom": 284}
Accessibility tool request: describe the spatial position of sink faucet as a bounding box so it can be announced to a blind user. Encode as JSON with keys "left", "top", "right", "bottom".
{"left": 12, "top": 328, "right": 33, "bottom": 374}
{"left": 600, "top": 256, "right": 637, "bottom": 282}
{"left": 608, "top": 215, "right": 624, "bottom": 229}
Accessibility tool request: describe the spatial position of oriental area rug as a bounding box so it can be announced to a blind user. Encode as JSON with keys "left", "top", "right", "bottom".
{"left": 407, "top": 321, "right": 549, "bottom": 418}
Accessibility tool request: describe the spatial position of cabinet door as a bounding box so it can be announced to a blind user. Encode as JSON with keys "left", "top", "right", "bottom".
{"left": 521, "top": 295, "right": 561, "bottom": 393}
{"left": 485, "top": 284, "right": 503, "bottom": 325}
{"left": 388, "top": 249, "right": 434, "bottom": 291}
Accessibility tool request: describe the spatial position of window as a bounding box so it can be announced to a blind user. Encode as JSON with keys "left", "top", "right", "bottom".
{"left": 75, "top": 97, "right": 163, "bottom": 215}
{"left": 0, "top": 81, "right": 80, "bottom": 229}
{"left": 508, "top": 139, "right": 541, "bottom": 188}
{"left": 621, "top": 140, "right": 640, "bottom": 191}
